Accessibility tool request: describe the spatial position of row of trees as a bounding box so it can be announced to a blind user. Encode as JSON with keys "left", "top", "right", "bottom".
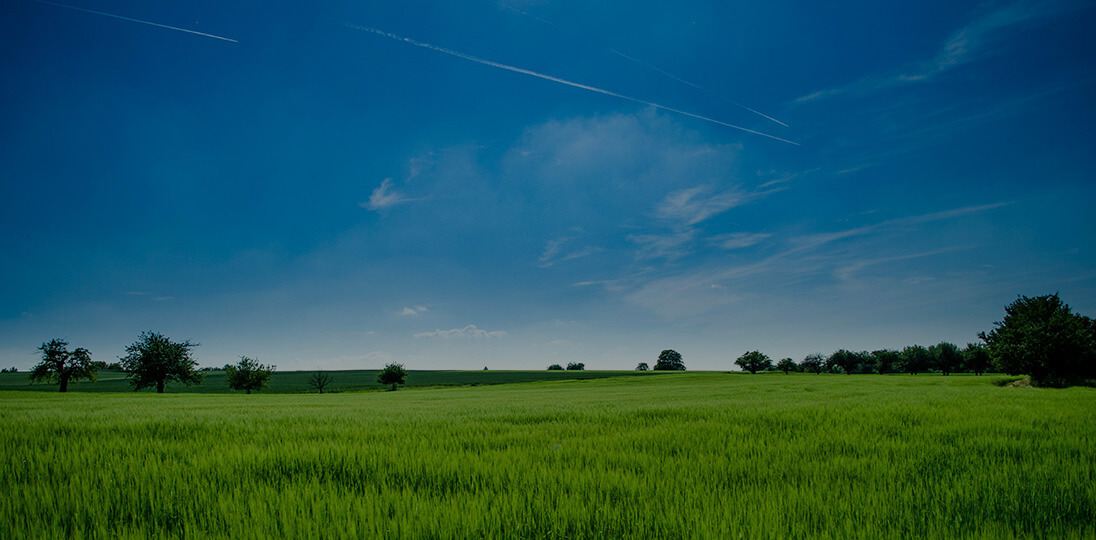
{"left": 730, "top": 342, "right": 991, "bottom": 376}
{"left": 547, "top": 362, "right": 586, "bottom": 370}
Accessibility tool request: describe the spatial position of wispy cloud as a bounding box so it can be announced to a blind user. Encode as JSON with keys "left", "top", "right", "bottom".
{"left": 655, "top": 185, "right": 749, "bottom": 226}
{"left": 398, "top": 305, "right": 428, "bottom": 316}
{"left": 628, "top": 230, "right": 697, "bottom": 261}
{"left": 538, "top": 232, "right": 603, "bottom": 267}
{"left": 795, "top": 1, "right": 1078, "bottom": 103}
{"left": 361, "top": 178, "right": 424, "bottom": 211}
{"left": 708, "top": 232, "right": 771, "bottom": 250}
{"left": 791, "top": 202, "right": 1011, "bottom": 251}
{"left": 414, "top": 325, "right": 507, "bottom": 339}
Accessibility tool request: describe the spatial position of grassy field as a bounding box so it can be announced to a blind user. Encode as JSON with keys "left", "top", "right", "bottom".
{"left": 0, "top": 368, "right": 662, "bottom": 393}
{"left": 2, "top": 373, "right": 1094, "bottom": 538}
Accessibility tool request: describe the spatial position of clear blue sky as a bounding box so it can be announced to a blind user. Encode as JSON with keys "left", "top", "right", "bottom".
{"left": 2, "top": 0, "right": 1094, "bottom": 370}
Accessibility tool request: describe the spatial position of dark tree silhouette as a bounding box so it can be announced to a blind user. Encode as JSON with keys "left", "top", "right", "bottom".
{"left": 377, "top": 362, "right": 407, "bottom": 390}
{"left": 654, "top": 350, "right": 685, "bottom": 371}
{"left": 828, "top": 349, "right": 866, "bottom": 375}
{"left": 547, "top": 364, "right": 564, "bottom": 370}
{"left": 309, "top": 371, "right": 332, "bottom": 393}
{"left": 776, "top": 357, "right": 797, "bottom": 374}
{"left": 635, "top": 362, "right": 649, "bottom": 371}
{"left": 225, "top": 356, "right": 275, "bottom": 394}
{"left": 120, "top": 331, "right": 202, "bottom": 393}
{"left": 801, "top": 353, "right": 825, "bottom": 374}
{"left": 735, "top": 351, "right": 772, "bottom": 374}
{"left": 565, "top": 362, "right": 585, "bottom": 371}
{"left": 929, "top": 342, "right": 962, "bottom": 376}
{"left": 979, "top": 293, "right": 1096, "bottom": 386}
{"left": 871, "top": 349, "right": 901, "bottom": 374}
{"left": 961, "top": 343, "right": 992, "bottom": 375}
{"left": 899, "top": 345, "right": 932, "bottom": 375}
{"left": 30, "top": 339, "right": 96, "bottom": 393}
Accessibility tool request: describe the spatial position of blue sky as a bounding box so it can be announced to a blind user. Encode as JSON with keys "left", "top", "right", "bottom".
{"left": 2, "top": 0, "right": 1094, "bottom": 370}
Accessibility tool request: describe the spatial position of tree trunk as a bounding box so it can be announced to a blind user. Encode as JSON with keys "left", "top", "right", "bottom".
{"left": 246, "top": 389, "right": 251, "bottom": 395}
{"left": 59, "top": 375, "right": 69, "bottom": 393}
{"left": 156, "top": 380, "right": 165, "bottom": 393}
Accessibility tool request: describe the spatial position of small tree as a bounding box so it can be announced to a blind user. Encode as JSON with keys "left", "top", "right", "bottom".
{"left": 636, "top": 362, "right": 649, "bottom": 371}
{"left": 735, "top": 351, "right": 772, "bottom": 374}
{"left": 961, "top": 343, "right": 992, "bottom": 375}
{"left": 979, "top": 293, "right": 1096, "bottom": 386}
{"left": 225, "top": 356, "right": 275, "bottom": 394}
{"left": 309, "top": 371, "right": 332, "bottom": 393}
{"left": 378, "top": 362, "right": 407, "bottom": 390}
{"left": 801, "top": 353, "right": 825, "bottom": 374}
{"left": 776, "top": 357, "right": 797, "bottom": 374}
{"left": 547, "top": 364, "right": 564, "bottom": 370}
{"left": 899, "top": 345, "right": 932, "bottom": 375}
{"left": 654, "top": 349, "right": 686, "bottom": 371}
{"left": 30, "top": 339, "right": 97, "bottom": 393}
{"left": 929, "top": 342, "right": 962, "bottom": 376}
{"left": 566, "top": 362, "right": 585, "bottom": 371}
{"left": 871, "top": 349, "right": 900, "bottom": 374}
{"left": 828, "top": 349, "right": 864, "bottom": 375}
{"left": 120, "top": 331, "right": 202, "bottom": 393}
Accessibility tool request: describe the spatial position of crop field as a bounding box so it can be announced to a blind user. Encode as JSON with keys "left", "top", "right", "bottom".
{"left": 2, "top": 373, "right": 1095, "bottom": 538}
{"left": 0, "top": 368, "right": 661, "bottom": 393}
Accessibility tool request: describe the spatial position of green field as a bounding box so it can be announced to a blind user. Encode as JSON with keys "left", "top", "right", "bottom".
{"left": 0, "top": 368, "right": 661, "bottom": 393}
{"left": 2, "top": 373, "right": 1094, "bottom": 538}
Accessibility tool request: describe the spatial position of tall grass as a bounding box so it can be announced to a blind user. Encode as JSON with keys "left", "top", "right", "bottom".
{"left": 2, "top": 373, "right": 1094, "bottom": 538}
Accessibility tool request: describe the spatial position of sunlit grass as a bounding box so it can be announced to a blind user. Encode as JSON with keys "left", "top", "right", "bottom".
{"left": 2, "top": 373, "right": 1094, "bottom": 538}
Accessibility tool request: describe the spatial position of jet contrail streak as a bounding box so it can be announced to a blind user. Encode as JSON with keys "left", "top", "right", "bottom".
{"left": 609, "top": 49, "right": 789, "bottom": 128}
{"left": 343, "top": 23, "right": 798, "bottom": 146}
{"left": 33, "top": 0, "right": 238, "bottom": 43}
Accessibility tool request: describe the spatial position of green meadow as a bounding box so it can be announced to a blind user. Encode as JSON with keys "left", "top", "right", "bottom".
{"left": 2, "top": 373, "right": 1094, "bottom": 538}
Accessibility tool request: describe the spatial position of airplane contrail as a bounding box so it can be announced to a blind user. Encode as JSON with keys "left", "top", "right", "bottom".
{"left": 32, "top": 0, "right": 238, "bottom": 43}
{"left": 496, "top": 2, "right": 786, "bottom": 128}
{"left": 342, "top": 23, "right": 798, "bottom": 146}
{"left": 608, "top": 49, "right": 789, "bottom": 128}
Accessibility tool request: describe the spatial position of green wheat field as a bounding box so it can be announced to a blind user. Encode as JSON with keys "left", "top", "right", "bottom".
{"left": 2, "top": 372, "right": 1094, "bottom": 538}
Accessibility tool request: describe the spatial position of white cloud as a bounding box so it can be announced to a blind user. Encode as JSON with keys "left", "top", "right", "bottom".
{"left": 538, "top": 232, "right": 603, "bottom": 267}
{"left": 655, "top": 185, "right": 748, "bottom": 226}
{"left": 361, "top": 178, "right": 423, "bottom": 211}
{"left": 414, "top": 325, "right": 507, "bottom": 339}
{"left": 795, "top": 1, "right": 1079, "bottom": 103}
{"left": 398, "top": 305, "right": 428, "bottom": 317}
{"left": 708, "top": 232, "right": 771, "bottom": 250}
{"left": 628, "top": 230, "right": 697, "bottom": 261}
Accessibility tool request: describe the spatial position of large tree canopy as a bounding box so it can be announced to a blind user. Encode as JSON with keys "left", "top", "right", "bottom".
{"left": 654, "top": 350, "right": 686, "bottom": 371}
{"left": 979, "top": 294, "right": 1095, "bottom": 386}
{"left": 120, "top": 331, "right": 202, "bottom": 393}
{"left": 30, "top": 339, "right": 97, "bottom": 393}
{"left": 735, "top": 351, "right": 772, "bottom": 374}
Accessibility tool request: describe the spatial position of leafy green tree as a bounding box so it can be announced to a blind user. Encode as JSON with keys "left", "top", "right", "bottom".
{"left": 801, "top": 353, "right": 825, "bottom": 374}
{"left": 377, "top": 362, "right": 407, "bottom": 390}
{"left": 776, "top": 357, "right": 797, "bottom": 374}
{"left": 979, "top": 293, "right": 1096, "bottom": 386}
{"left": 30, "top": 339, "right": 96, "bottom": 393}
{"left": 120, "top": 331, "right": 202, "bottom": 393}
{"left": 735, "top": 351, "right": 772, "bottom": 374}
{"left": 547, "top": 364, "right": 564, "bottom": 370}
{"left": 828, "top": 349, "right": 866, "bottom": 375}
{"left": 309, "top": 371, "right": 332, "bottom": 393}
{"left": 225, "top": 356, "right": 275, "bottom": 394}
{"left": 929, "top": 342, "right": 962, "bottom": 376}
{"left": 566, "top": 362, "right": 585, "bottom": 371}
{"left": 961, "top": 343, "right": 992, "bottom": 375}
{"left": 654, "top": 349, "right": 686, "bottom": 371}
{"left": 871, "top": 349, "right": 900, "bottom": 374}
{"left": 899, "top": 345, "right": 932, "bottom": 375}
{"left": 636, "top": 362, "right": 649, "bottom": 371}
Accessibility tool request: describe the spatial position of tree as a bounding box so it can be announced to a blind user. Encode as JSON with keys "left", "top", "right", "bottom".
{"left": 120, "top": 331, "right": 202, "bottom": 393}
{"left": 828, "top": 349, "right": 861, "bottom": 375}
{"left": 566, "top": 362, "right": 585, "bottom": 371}
{"left": 735, "top": 351, "right": 772, "bottom": 374}
{"left": 776, "top": 357, "right": 797, "bottom": 374}
{"left": 309, "top": 371, "right": 332, "bottom": 393}
{"left": 871, "top": 349, "right": 900, "bottom": 374}
{"left": 961, "top": 343, "right": 992, "bottom": 375}
{"left": 801, "top": 353, "right": 825, "bottom": 374}
{"left": 898, "top": 345, "right": 931, "bottom": 375}
{"left": 547, "top": 364, "right": 564, "bottom": 370}
{"left": 225, "top": 356, "right": 275, "bottom": 394}
{"left": 636, "top": 362, "right": 649, "bottom": 371}
{"left": 654, "top": 349, "right": 686, "bottom": 371}
{"left": 377, "top": 362, "right": 407, "bottom": 390}
{"left": 929, "top": 342, "right": 962, "bottom": 376}
{"left": 979, "top": 293, "right": 1096, "bottom": 386}
{"left": 29, "top": 339, "right": 96, "bottom": 393}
